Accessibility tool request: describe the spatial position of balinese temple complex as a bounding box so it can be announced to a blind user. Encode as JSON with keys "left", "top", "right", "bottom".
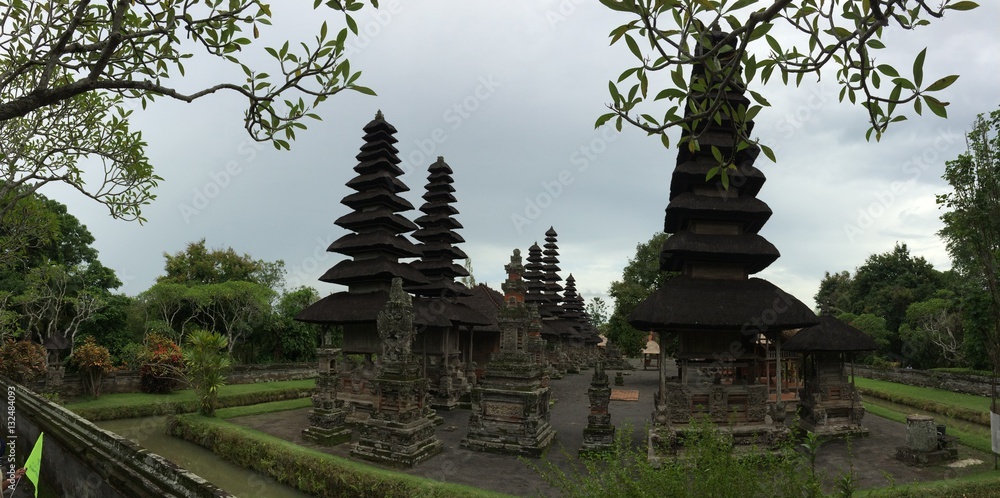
{"left": 627, "top": 30, "right": 819, "bottom": 455}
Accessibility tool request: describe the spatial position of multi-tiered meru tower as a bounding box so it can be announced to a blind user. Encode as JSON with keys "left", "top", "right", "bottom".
{"left": 627, "top": 31, "right": 818, "bottom": 455}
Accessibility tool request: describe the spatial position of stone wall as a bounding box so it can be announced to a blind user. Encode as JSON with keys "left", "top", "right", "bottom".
{"left": 34, "top": 362, "right": 316, "bottom": 397}
{"left": 2, "top": 377, "right": 233, "bottom": 498}
{"left": 853, "top": 365, "right": 995, "bottom": 397}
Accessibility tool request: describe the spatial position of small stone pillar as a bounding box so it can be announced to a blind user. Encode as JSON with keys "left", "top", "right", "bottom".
{"left": 896, "top": 414, "right": 958, "bottom": 465}
{"left": 906, "top": 415, "right": 937, "bottom": 452}
{"left": 614, "top": 371, "right": 625, "bottom": 386}
{"left": 352, "top": 278, "right": 442, "bottom": 467}
{"left": 302, "top": 332, "right": 351, "bottom": 445}
{"left": 580, "top": 360, "right": 615, "bottom": 456}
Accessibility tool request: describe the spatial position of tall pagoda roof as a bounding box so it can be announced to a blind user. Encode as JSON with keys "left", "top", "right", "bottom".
{"left": 407, "top": 156, "right": 473, "bottom": 300}
{"left": 540, "top": 227, "right": 564, "bottom": 318}
{"left": 295, "top": 111, "right": 426, "bottom": 326}
{"left": 627, "top": 30, "right": 817, "bottom": 335}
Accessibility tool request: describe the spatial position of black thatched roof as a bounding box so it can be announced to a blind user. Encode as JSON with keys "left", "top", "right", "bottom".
{"left": 296, "top": 291, "right": 441, "bottom": 327}
{"left": 408, "top": 156, "right": 472, "bottom": 299}
{"left": 540, "top": 227, "right": 564, "bottom": 318}
{"left": 669, "top": 154, "right": 765, "bottom": 200}
{"left": 456, "top": 284, "right": 503, "bottom": 333}
{"left": 783, "top": 316, "right": 879, "bottom": 352}
{"left": 664, "top": 192, "right": 772, "bottom": 233}
{"left": 296, "top": 290, "right": 487, "bottom": 327}
{"left": 628, "top": 276, "right": 818, "bottom": 332}
{"left": 659, "top": 232, "right": 779, "bottom": 274}
{"left": 327, "top": 232, "right": 420, "bottom": 259}
{"left": 524, "top": 242, "right": 551, "bottom": 316}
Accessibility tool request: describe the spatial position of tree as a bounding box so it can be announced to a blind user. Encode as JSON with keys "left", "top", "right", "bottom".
{"left": 849, "top": 243, "right": 942, "bottom": 335}
{"left": 0, "top": 0, "right": 376, "bottom": 227}
{"left": 937, "top": 109, "right": 1000, "bottom": 383}
{"left": 898, "top": 292, "right": 963, "bottom": 368}
{"left": 183, "top": 329, "right": 231, "bottom": 417}
{"left": 814, "top": 270, "right": 852, "bottom": 316}
{"left": 598, "top": 0, "right": 976, "bottom": 172}
{"left": 607, "top": 232, "right": 674, "bottom": 356}
{"left": 460, "top": 258, "right": 476, "bottom": 288}
{"left": 16, "top": 263, "right": 104, "bottom": 356}
{"left": 586, "top": 297, "right": 610, "bottom": 329}
{"left": 263, "top": 286, "right": 321, "bottom": 362}
{"left": 159, "top": 239, "right": 285, "bottom": 289}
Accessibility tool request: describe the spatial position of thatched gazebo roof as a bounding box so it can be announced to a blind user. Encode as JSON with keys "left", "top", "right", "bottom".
{"left": 783, "top": 316, "right": 879, "bottom": 352}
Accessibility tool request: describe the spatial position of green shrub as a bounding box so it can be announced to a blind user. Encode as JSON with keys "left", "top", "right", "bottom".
{"left": 534, "top": 421, "right": 822, "bottom": 498}
{"left": 139, "top": 332, "right": 184, "bottom": 394}
{"left": 183, "top": 329, "right": 231, "bottom": 416}
{"left": 167, "top": 415, "right": 501, "bottom": 498}
{"left": 71, "top": 386, "right": 312, "bottom": 421}
{"left": 0, "top": 339, "right": 47, "bottom": 383}
{"left": 70, "top": 336, "right": 114, "bottom": 397}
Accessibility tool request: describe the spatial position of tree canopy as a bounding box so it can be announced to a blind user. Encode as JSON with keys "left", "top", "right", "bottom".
{"left": 606, "top": 232, "right": 674, "bottom": 356}
{"left": 0, "top": 0, "right": 376, "bottom": 228}
{"left": 597, "top": 0, "right": 977, "bottom": 179}
{"left": 938, "top": 108, "right": 1000, "bottom": 376}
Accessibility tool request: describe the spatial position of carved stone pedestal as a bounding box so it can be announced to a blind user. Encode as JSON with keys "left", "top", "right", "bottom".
{"left": 303, "top": 343, "right": 351, "bottom": 445}
{"left": 462, "top": 249, "right": 556, "bottom": 457}
{"left": 580, "top": 361, "right": 615, "bottom": 456}
{"left": 351, "top": 279, "right": 441, "bottom": 467}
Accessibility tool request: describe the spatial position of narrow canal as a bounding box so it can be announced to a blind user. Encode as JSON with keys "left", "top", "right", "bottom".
{"left": 96, "top": 416, "right": 313, "bottom": 498}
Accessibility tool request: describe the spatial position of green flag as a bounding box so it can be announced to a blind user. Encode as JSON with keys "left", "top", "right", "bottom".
{"left": 24, "top": 432, "right": 42, "bottom": 498}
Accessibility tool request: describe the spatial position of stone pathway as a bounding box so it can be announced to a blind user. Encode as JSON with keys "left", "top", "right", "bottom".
{"left": 229, "top": 362, "right": 993, "bottom": 497}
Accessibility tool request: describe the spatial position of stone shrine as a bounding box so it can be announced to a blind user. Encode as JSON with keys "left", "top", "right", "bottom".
{"left": 580, "top": 360, "right": 615, "bottom": 456}
{"left": 783, "top": 316, "right": 878, "bottom": 439}
{"left": 351, "top": 278, "right": 442, "bottom": 467}
{"left": 462, "top": 249, "right": 556, "bottom": 457}
{"left": 301, "top": 329, "right": 351, "bottom": 445}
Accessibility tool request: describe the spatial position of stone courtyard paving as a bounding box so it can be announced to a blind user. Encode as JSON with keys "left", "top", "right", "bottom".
{"left": 228, "top": 362, "right": 994, "bottom": 497}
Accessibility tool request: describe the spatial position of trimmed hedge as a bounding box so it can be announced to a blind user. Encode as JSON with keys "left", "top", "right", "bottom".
{"left": 860, "top": 471, "right": 1000, "bottom": 497}
{"left": 167, "top": 414, "right": 509, "bottom": 498}
{"left": 857, "top": 385, "right": 990, "bottom": 426}
{"left": 70, "top": 387, "right": 312, "bottom": 421}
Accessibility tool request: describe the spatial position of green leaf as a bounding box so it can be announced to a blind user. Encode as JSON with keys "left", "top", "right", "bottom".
{"left": 346, "top": 14, "right": 358, "bottom": 35}
{"left": 765, "top": 34, "right": 781, "bottom": 55}
{"left": 946, "top": 1, "right": 979, "bottom": 11}
{"left": 924, "top": 74, "right": 959, "bottom": 92}
{"left": 595, "top": 112, "right": 615, "bottom": 128}
{"left": 351, "top": 85, "right": 376, "bottom": 96}
{"left": 866, "top": 39, "right": 885, "bottom": 49}
{"left": 912, "top": 47, "right": 926, "bottom": 87}
{"left": 923, "top": 95, "right": 948, "bottom": 118}
{"left": 721, "top": 170, "right": 730, "bottom": 190}
{"left": 706, "top": 166, "right": 720, "bottom": 181}
{"left": 671, "top": 67, "right": 686, "bottom": 90}
{"left": 710, "top": 145, "right": 723, "bottom": 163}
{"left": 760, "top": 144, "right": 776, "bottom": 163}
{"left": 876, "top": 64, "right": 899, "bottom": 77}
{"left": 625, "top": 34, "right": 642, "bottom": 60}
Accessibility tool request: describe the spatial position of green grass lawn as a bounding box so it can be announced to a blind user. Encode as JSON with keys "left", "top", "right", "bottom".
{"left": 863, "top": 401, "right": 993, "bottom": 454}
{"left": 854, "top": 377, "right": 994, "bottom": 414}
{"left": 65, "top": 378, "right": 315, "bottom": 410}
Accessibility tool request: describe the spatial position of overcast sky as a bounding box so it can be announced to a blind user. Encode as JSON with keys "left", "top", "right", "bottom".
{"left": 47, "top": 1, "right": 1000, "bottom": 311}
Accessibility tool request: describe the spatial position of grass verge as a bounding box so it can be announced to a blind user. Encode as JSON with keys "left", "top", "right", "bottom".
{"left": 66, "top": 379, "right": 315, "bottom": 421}
{"left": 858, "top": 469, "right": 1000, "bottom": 497}
{"left": 168, "top": 413, "right": 511, "bottom": 498}
{"left": 863, "top": 401, "right": 993, "bottom": 454}
{"left": 855, "top": 377, "right": 993, "bottom": 426}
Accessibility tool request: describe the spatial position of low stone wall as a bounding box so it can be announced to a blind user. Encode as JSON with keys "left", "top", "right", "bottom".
{"left": 853, "top": 365, "right": 995, "bottom": 397}
{"left": 35, "top": 362, "right": 316, "bottom": 397}
{"left": 2, "top": 377, "right": 233, "bottom": 498}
